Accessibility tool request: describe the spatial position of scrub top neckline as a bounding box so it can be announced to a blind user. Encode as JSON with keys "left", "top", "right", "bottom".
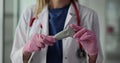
{"left": 49, "top": 3, "right": 71, "bottom": 11}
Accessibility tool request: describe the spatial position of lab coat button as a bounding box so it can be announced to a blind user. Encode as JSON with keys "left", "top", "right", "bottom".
{"left": 65, "top": 57, "right": 68, "bottom": 59}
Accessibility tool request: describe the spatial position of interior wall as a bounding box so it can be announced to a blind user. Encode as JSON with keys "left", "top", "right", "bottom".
{"left": 0, "top": 0, "right": 3, "bottom": 63}
{"left": 20, "top": 0, "right": 35, "bottom": 14}
{"left": 4, "top": 0, "right": 14, "bottom": 63}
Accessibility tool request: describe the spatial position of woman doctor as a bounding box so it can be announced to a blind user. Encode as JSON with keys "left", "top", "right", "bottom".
{"left": 10, "top": 0, "right": 103, "bottom": 63}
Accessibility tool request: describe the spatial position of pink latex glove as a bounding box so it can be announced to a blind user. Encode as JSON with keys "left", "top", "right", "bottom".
{"left": 23, "top": 33, "right": 55, "bottom": 53}
{"left": 70, "top": 24, "right": 98, "bottom": 56}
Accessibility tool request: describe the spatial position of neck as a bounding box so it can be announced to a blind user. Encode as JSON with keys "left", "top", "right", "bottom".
{"left": 50, "top": 0, "right": 71, "bottom": 9}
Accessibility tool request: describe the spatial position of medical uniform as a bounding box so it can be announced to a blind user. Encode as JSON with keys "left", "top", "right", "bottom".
{"left": 10, "top": 1, "right": 103, "bottom": 63}
{"left": 47, "top": 4, "right": 70, "bottom": 63}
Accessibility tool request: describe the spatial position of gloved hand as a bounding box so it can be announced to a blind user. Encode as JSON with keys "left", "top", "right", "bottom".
{"left": 70, "top": 24, "right": 98, "bottom": 56}
{"left": 23, "top": 33, "right": 56, "bottom": 53}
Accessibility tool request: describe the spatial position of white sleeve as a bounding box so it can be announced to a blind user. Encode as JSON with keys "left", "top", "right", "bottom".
{"left": 10, "top": 8, "right": 29, "bottom": 63}
{"left": 92, "top": 11, "right": 103, "bottom": 63}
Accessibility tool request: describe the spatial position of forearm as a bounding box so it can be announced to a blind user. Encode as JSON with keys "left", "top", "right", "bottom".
{"left": 23, "top": 51, "right": 32, "bottom": 63}
{"left": 88, "top": 54, "right": 97, "bottom": 63}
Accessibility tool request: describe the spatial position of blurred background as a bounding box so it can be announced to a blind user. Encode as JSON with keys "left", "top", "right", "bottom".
{"left": 0, "top": 0, "right": 120, "bottom": 63}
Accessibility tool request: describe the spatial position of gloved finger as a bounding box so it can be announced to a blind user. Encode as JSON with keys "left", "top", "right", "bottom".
{"left": 74, "top": 38, "right": 80, "bottom": 43}
{"left": 79, "top": 39, "right": 98, "bottom": 56}
{"left": 73, "top": 28, "right": 87, "bottom": 38}
{"left": 33, "top": 47, "right": 41, "bottom": 52}
{"left": 49, "top": 44, "right": 54, "bottom": 46}
{"left": 39, "top": 42, "right": 45, "bottom": 48}
{"left": 43, "top": 38, "right": 54, "bottom": 46}
{"left": 40, "top": 35, "right": 54, "bottom": 45}
{"left": 37, "top": 47, "right": 41, "bottom": 51}
{"left": 80, "top": 32, "right": 92, "bottom": 41}
{"left": 40, "top": 34, "right": 55, "bottom": 46}
{"left": 32, "top": 41, "right": 42, "bottom": 51}
{"left": 35, "top": 34, "right": 44, "bottom": 44}
{"left": 38, "top": 34, "right": 45, "bottom": 43}
{"left": 39, "top": 34, "right": 45, "bottom": 39}
{"left": 45, "top": 36, "right": 56, "bottom": 42}
{"left": 34, "top": 33, "right": 39, "bottom": 39}
{"left": 35, "top": 35, "right": 42, "bottom": 45}
{"left": 69, "top": 24, "right": 82, "bottom": 31}
{"left": 31, "top": 45, "right": 40, "bottom": 52}
{"left": 35, "top": 40, "right": 45, "bottom": 48}
{"left": 42, "top": 35, "right": 55, "bottom": 43}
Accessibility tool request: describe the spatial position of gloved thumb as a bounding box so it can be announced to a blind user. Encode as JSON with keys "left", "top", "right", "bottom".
{"left": 42, "top": 35, "right": 56, "bottom": 42}
{"left": 69, "top": 24, "right": 82, "bottom": 31}
{"left": 46, "top": 36, "right": 56, "bottom": 42}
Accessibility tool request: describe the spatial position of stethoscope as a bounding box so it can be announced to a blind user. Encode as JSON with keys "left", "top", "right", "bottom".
{"left": 29, "top": 0, "right": 86, "bottom": 58}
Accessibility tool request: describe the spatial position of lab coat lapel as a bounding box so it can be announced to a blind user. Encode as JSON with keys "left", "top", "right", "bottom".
{"left": 63, "top": 2, "right": 79, "bottom": 51}
{"left": 64, "top": 3, "right": 78, "bottom": 29}
{"left": 38, "top": 5, "right": 49, "bottom": 35}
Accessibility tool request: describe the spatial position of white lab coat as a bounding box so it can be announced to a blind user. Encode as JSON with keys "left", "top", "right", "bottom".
{"left": 10, "top": 1, "right": 103, "bottom": 63}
